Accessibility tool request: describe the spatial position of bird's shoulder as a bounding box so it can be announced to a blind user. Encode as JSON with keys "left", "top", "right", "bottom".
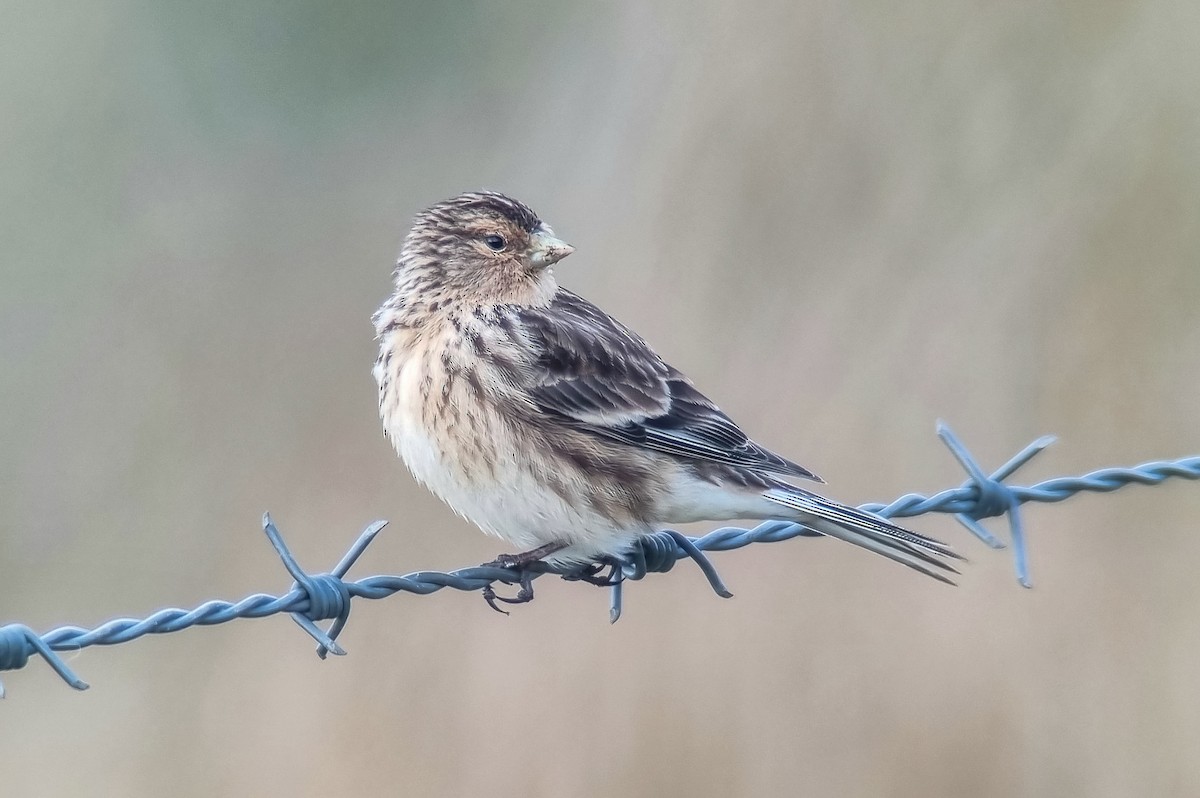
{"left": 513, "top": 289, "right": 669, "bottom": 377}
{"left": 496, "top": 289, "right": 821, "bottom": 482}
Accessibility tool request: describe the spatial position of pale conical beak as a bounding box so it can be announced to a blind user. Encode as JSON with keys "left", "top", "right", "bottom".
{"left": 529, "top": 230, "right": 574, "bottom": 268}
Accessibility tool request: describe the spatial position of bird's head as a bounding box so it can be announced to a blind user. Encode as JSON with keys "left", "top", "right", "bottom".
{"left": 395, "top": 191, "right": 574, "bottom": 307}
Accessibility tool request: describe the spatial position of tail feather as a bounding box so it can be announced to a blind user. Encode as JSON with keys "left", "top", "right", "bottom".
{"left": 763, "top": 487, "right": 962, "bottom": 584}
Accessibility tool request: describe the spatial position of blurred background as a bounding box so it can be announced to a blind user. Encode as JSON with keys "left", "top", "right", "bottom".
{"left": 2, "top": 1, "right": 1198, "bottom": 796}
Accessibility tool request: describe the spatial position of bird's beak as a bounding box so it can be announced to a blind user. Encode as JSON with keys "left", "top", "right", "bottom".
{"left": 529, "top": 229, "right": 575, "bottom": 268}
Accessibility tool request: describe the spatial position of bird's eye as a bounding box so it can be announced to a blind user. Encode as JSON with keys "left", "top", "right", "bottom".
{"left": 484, "top": 234, "right": 507, "bottom": 252}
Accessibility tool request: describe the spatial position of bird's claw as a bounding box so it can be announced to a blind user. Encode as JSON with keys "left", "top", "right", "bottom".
{"left": 481, "top": 569, "right": 537, "bottom": 614}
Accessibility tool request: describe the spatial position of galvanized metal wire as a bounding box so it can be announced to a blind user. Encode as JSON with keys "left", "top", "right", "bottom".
{"left": 2, "top": 423, "right": 1197, "bottom": 696}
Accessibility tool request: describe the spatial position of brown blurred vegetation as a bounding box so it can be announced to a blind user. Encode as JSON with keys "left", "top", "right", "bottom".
{"left": 1, "top": 2, "right": 1198, "bottom": 796}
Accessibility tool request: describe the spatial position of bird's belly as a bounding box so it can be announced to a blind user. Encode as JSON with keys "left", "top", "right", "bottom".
{"left": 383, "top": 356, "right": 639, "bottom": 557}
{"left": 395, "top": 421, "right": 638, "bottom": 555}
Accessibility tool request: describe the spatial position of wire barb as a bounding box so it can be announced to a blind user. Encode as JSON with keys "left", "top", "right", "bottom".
{"left": 262, "top": 514, "right": 387, "bottom": 659}
{"left": 2, "top": 424, "right": 1198, "bottom": 693}
{"left": 935, "top": 422, "right": 1056, "bottom": 587}
{"left": 558, "top": 530, "right": 735, "bottom": 623}
{"left": 0, "top": 624, "right": 88, "bottom": 697}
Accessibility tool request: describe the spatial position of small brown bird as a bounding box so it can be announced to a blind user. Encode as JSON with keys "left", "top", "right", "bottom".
{"left": 373, "top": 191, "right": 960, "bottom": 590}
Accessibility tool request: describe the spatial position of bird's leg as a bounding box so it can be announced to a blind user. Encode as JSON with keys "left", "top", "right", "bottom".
{"left": 481, "top": 541, "right": 567, "bottom": 570}
{"left": 479, "top": 542, "right": 565, "bottom": 614}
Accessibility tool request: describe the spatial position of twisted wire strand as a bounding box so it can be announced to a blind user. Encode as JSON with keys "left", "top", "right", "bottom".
{"left": 2, "top": 424, "right": 1197, "bottom": 695}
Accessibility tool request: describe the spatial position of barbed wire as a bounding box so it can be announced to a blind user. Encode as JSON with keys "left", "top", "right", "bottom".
{"left": 2, "top": 422, "right": 1197, "bottom": 696}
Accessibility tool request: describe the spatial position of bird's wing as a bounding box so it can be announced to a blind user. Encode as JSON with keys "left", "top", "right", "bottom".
{"left": 508, "top": 290, "right": 822, "bottom": 482}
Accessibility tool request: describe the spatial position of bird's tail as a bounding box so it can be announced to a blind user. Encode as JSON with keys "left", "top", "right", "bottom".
{"left": 763, "top": 486, "right": 963, "bottom": 584}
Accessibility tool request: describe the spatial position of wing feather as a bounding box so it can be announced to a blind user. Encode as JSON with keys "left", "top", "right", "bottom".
{"left": 508, "top": 290, "right": 822, "bottom": 483}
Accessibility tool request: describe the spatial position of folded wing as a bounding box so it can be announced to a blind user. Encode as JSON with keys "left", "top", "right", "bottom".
{"left": 510, "top": 290, "right": 822, "bottom": 483}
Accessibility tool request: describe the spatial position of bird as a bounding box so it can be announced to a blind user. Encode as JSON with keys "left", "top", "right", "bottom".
{"left": 372, "top": 191, "right": 960, "bottom": 606}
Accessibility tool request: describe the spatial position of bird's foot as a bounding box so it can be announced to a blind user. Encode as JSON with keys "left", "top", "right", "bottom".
{"left": 479, "top": 542, "right": 564, "bottom": 614}
{"left": 560, "top": 557, "right": 623, "bottom": 588}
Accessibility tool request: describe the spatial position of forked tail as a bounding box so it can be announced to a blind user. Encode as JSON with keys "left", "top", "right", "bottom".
{"left": 763, "top": 487, "right": 964, "bottom": 584}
